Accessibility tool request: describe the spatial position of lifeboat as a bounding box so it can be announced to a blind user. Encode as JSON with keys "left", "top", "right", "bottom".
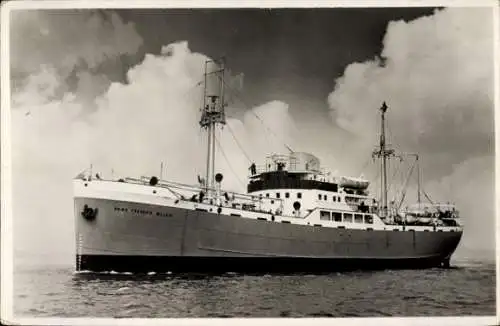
{"left": 404, "top": 207, "right": 434, "bottom": 225}
{"left": 416, "top": 217, "right": 433, "bottom": 225}
{"left": 405, "top": 213, "right": 418, "bottom": 224}
{"left": 338, "top": 176, "right": 370, "bottom": 190}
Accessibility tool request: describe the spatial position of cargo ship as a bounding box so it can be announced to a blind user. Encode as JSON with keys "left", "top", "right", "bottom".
{"left": 73, "top": 59, "right": 463, "bottom": 273}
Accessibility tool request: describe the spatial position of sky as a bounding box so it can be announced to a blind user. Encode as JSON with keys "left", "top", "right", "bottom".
{"left": 7, "top": 5, "right": 496, "bottom": 265}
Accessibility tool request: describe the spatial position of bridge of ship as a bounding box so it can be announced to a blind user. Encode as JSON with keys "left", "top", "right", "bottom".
{"left": 249, "top": 153, "right": 339, "bottom": 182}
{"left": 247, "top": 152, "right": 371, "bottom": 197}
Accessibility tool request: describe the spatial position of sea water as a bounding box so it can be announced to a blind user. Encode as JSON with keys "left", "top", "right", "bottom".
{"left": 11, "top": 259, "right": 495, "bottom": 318}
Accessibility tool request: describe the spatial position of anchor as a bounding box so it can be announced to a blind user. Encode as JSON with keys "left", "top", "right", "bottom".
{"left": 81, "top": 204, "right": 98, "bottom": 221}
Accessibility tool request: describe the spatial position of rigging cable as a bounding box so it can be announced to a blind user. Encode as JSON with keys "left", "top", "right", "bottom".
{"left": 385, "top": 113, "right": 401, "bottom": 156}
{"left": 387, "top": 156, "right": 402, "bottom": 200}
{"left": 220, "top": 77, "right": 294, "bottom": 154}
{"left": 394, "top": 162, "right": 406, "bottom": 208}
{"left": 371, "top": 160, "right": 380, "bottom": 203}
{"left": 196, "top": 121, "right": 205, "bottom": 183}
{"left": 396, "top": 159, "right": 416, "bottom": 210}
{"left": 192, "top": 77, "right": 207, "bottom": 184}
{"left": 383, "top": 112, "right": 404, "bottom": 203}
{"left": 225, "top": 122, "right": 252, "bottom": 164}
{"left": 357, "top": 155, "right": 372, "bottom": 178}
{"left": 220, "top": 78, "right": 272, "bottom": 151}
{"left": 422, "top": 189, "right": 436, "bottom": 206}
{"left": 214, "top": 132, "right": 247, "bottom": 190}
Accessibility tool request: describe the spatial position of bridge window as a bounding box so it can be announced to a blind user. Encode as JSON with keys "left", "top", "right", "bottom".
{"left": 318, "top": 194, "right": 322, "bottom": 200}
{"left": 354, "top": 214, "right": 363, "bottom": 223}
{"left": 333, "top": 197, "right": 336, "bottom": 202}
{"left": 266, "top": 193, "right": 269, "bottom": 198}
{"left": 323, "top": 195, "right": 327, "bottom": 200}
{"left": 297, "top": 193, "right": 302, "bottom": 199}
{"left": 276, "top": 192, "right": 280, "bottom": 199}
{"left": 320, "top": 210, "right": 331, "bottom": 221}
{"left": 332, "top": 212, "right": 342, "bottom": 222}
{"left": 343, "top": 213, "right": 353, "bottom": 223}
{"left": 247, "top": 175, "right": 340, "bottom": 193}
{"left": 338, "top": 196, "right": 341, "bottom": 202}
{"left": 285, "top": 192, "right": 290, "bottom": 198}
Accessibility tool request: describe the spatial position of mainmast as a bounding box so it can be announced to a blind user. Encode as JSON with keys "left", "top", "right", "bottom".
{"left": 199, "top": 59, "right": 226, "bottom": 196}
{"left": 372, "top": 102, "right": 395, "bottom": 218}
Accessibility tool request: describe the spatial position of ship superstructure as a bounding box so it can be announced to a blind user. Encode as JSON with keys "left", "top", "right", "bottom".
{"left": 73, "top": 59, "right": 463, "bottom": 273}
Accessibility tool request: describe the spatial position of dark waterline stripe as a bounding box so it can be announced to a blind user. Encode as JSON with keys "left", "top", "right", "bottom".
{"left": 77, "top": 255, "right": 451, "bottom": 274}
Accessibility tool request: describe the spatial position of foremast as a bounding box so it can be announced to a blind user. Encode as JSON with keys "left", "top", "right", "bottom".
{"left": 199, "top": 59, "right": 226, "bottom": 197}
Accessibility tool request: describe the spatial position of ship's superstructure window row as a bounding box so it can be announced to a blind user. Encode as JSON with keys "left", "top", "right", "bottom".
{"left": 319, "top": 210, "right": 373, "bottom": 224}
{"left": 317, "top": 193, "right": 348, "bottom": 202}
{"left": 260, "top": 190, "right": 344, "bottom": 202}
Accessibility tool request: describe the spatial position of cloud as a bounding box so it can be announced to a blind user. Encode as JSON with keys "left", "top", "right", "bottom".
{"left": 328, "top": 8, "right": 493, "bottom": 176}
{"left": 11, "top": 10, "right": 143, "bottom": 75}
{"left": 12, "top": 65, "right": 62, "bottom": 107}
{"left": 10, "top": 9, "right": 143, "bottom": 105}
{"left": 327, "top": 7, "right": 495, "bottom": 255}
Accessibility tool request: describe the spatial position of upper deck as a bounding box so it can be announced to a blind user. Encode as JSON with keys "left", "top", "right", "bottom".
{"left": 247, "top": 152, "right": 370, "bottom": 194}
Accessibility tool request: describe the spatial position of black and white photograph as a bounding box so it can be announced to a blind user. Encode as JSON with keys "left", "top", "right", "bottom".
{"left": 1, "top": 0, "right": 498, "bottom": 324}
